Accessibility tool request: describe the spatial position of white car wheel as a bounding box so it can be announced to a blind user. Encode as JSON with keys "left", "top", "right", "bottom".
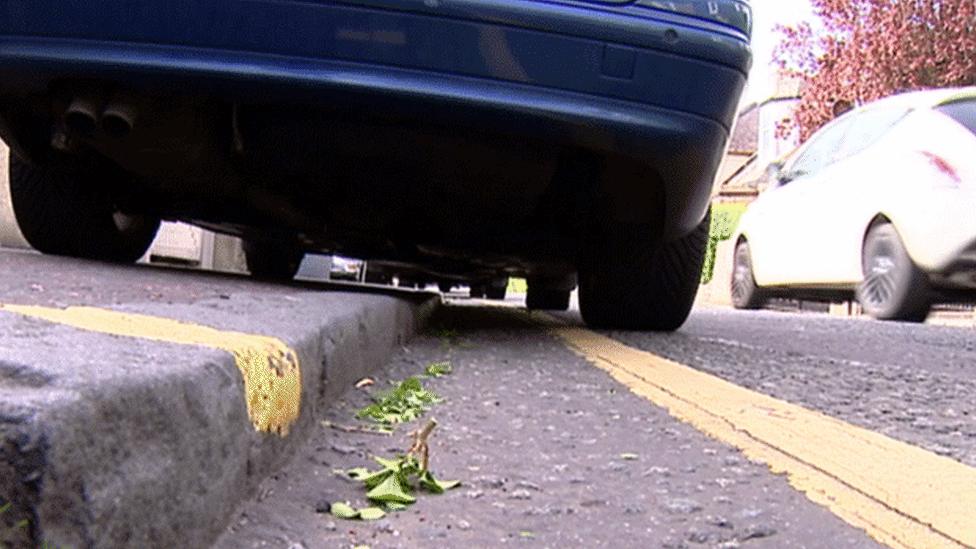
{"left": 856, "top": 223, "right": 931, "bottom": 322}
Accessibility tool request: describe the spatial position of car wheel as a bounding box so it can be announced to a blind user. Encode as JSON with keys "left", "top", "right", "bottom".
{"left": 243, "top": 238, "right": 303, "bottom": 281}
{"left": 9, "top": 155, "right": 160, "bottom": 262}
{"left": 469, "top": 285, "right": 486, "bottom": 298}
{"left": 730, "top": 240, "right": 767, "bottom": 309}
{"left": 438, "top": 282, "right": 453, "bottom": 293}
{"left": 364, "top": 271, "right": 391, "bottom": 285}
{"left": 525, "top": 287, "right": 570, "bottom": 310}
{"left": 398, "top": 278, "right": 419, "bottom": 289}
{"left": 485, "top": 278, "right": 508, "bottom": 300}
{"left": 856, "top": 222, "right": 931, "bottom": 322}
{"left": 578, "top": 209, "right": 710, "bottom": 331}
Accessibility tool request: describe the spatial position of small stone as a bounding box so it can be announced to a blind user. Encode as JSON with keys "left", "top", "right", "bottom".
{"left": 324, "top": 521, "right": 337, "bottom": 531}
{"left": 515, "top": 480, "right": 542, "bottom": 491}
{"left": 715, "top": 478, "right": 735, "bottom": 488}
{"left": 509, "top": 489, "right": 532, "bottom": 500}
{"left": 580, "top": 499, "right": 607, "bottom": 508}
{"left": 741, "top": 524, "right": 777, "bottom": 541}
{"left": 474, "top": 475, "right": 506, "bottom": 489}
{"left": 686, "top": 529, "right": 712, "bottom": 544}
{"left": 457, "top": 520, "right": 472, "bottom": 531}
{"left": 465, "top": 490, "right": 485, "bottom": 499}
{"left": 624, "top": 504, "right": 645, "bottom": 515}
{"left": 663, "top": 498, "right": 703, "bottom": 514}
{"left": 739, "top": 508, "right": 763, "bottom": 519}
{"left": 330, "top": 443, "right": 357, "bottom": 455}
{"left": 706, "top": 515, "right": 733, "bottom": 529}
{"left": 314, "top": 499, "right": 331, "bottom": 513}
{"left": 643, "top": 466, "right": 671, "bottom": 477}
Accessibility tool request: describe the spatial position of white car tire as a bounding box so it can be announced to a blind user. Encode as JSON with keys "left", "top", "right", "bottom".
{"left": 856, "top": 222, "right": 931, "bottom": 322}
{"left": 730, "top": 240, "right": 767, "bottom": 310}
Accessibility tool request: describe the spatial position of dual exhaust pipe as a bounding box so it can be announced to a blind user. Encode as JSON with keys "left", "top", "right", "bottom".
{"left": 64, "top": 93, "right": 137, "bottom": 138}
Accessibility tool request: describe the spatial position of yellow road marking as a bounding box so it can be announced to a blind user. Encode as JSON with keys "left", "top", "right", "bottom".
{"left": 543, "top": 321, "right": 975, "bottom": 549}
{"left": 1, "top": 304, "right": 301, "bottom": 436}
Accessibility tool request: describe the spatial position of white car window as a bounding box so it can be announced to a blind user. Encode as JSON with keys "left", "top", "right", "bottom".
{"left": 936, "top": 99, "right": 976, "bottom": 136}
{"left": 784, "top": 116, "right": 855, "bottom": 181}
{"left": 835, "top": 106, "right": 908, "bottom": 159}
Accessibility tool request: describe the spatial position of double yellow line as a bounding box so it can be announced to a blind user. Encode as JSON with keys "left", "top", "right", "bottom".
{"left": 544, "top": 320, "right": 975, "bottom": 549}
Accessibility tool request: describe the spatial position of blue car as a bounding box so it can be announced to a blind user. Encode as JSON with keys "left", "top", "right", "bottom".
{"left": 0, "top": 0, "right": 750, "bottom": 330}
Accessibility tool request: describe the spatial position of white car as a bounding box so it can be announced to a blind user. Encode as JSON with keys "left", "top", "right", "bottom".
{"left": 732, "top": 88, "right": 976, "bottom": 321}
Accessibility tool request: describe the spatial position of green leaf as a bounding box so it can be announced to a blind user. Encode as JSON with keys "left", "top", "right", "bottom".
{"left": 330, "top": 502, "right": 359, "bottom": 520}
{"left": 620, "top": 453, "right": 639, "bottom": 461}
{"left": 373, "top": 456, "right": 402, "bottom": 471}
{"left": 357, "top": 507, "right": 386, "bottom": 520}
{"left": 364, "top": 469, "right": 395, "bottom": 489}
{"left": 346, "top": 467, "right": 371, "bottom": 479}
{"left": 367, "top": 474, "right": 416, "bottom": 504}
{"left": 436, "top": 479, "right": 461, "bottom": 491}
{"left": 419, "top": 470, "right": 461, "bottom": 494}
{"left": 354, "top": 375, "right": 442, "bottom": 428}
{"left": 424, "top": 362, "right": 453, "bottom": 377}
{"left": 385, "top": 501, "right": 409, "bottom": 511}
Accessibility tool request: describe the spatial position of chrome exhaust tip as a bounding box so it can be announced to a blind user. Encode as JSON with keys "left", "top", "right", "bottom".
{"left": 101, "top": 101, "right": 137, "bottom": 138}
{"left": 64, "top": 96, "right": 101, "bottom": 136}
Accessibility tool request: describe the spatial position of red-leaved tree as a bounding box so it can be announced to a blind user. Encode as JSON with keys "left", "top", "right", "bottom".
{"left": 774, "top": 0, "right": 976, "bottom": 141}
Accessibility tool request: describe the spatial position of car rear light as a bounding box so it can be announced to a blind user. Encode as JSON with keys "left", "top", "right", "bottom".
{"left": 636, "top": 0, "right": 752, "bottom": 37}
{"left": 919, "top": 151, "right": 962, "bottom": 186}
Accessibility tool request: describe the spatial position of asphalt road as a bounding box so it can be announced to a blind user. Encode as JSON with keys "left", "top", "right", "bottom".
{"left": 589, "top": 307, "right": 976, "bottom": 469}
{"left": 3, "top": 249, "right": 973, "bottom": 548}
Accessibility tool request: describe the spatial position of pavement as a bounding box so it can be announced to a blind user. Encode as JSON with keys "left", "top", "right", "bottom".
{"left": 0, "top": 250, "right": 437, "bottom": 548}
{"left": 4, "top": 248, "right": 976, "bottom": 548}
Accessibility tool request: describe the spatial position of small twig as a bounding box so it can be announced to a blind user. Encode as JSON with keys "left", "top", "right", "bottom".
{"left": 320, "top": 420, "right": 391, "bottom": 436}
{"left": 406, "top": 419, "right": 437, "bottom": 471}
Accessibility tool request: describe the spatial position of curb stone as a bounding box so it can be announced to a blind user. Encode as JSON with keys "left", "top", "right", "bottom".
{"left": 0, "top": 290, "right": 438, "bottom": 548}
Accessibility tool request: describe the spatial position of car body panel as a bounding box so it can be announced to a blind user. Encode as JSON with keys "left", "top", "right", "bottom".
{"left": 0, "top": 0, "right": 750, "bottom": 278}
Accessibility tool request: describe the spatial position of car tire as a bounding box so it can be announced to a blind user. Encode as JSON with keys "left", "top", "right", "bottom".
{"left": 438, "top": 282, "right": 453, "bottom": 293}
{"left": 856, "top": 222, "right": 931, "bottom": 322}
{"left": 364, "top": 270, "right": 391, "bottom": 285}
{"left": 525, "top": 287, "right": 570, "bottom": 310}
{"left": 485, "top": 278, "right": 508, "bottom": 300}
{"left": 469, "top": 285, "right": 486, "bottom": 298}
{"left": 243, "top": 238, "right": 303, "bottom": 281}
{"left": 9, "top": 155, "right": 160, "bottom": 263}
{"left": 730, "top": 240, "right": 767, "bottom": 310}
{"left": 578, "top": 209, "right": 710, "bottom": 331}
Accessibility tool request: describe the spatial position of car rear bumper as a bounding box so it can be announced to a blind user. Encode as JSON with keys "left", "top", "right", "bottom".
{"left": 0, "top": 0, "right": 749, "bottom": 237}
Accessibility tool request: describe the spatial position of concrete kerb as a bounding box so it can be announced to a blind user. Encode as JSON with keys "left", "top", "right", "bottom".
{"left": 0, "top": 290, "right": 440, "bottom": 548}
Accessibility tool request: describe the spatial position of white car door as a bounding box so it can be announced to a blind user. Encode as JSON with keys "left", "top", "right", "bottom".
{"left": 749, "top": 116, "right": 856, "bottom": 286}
